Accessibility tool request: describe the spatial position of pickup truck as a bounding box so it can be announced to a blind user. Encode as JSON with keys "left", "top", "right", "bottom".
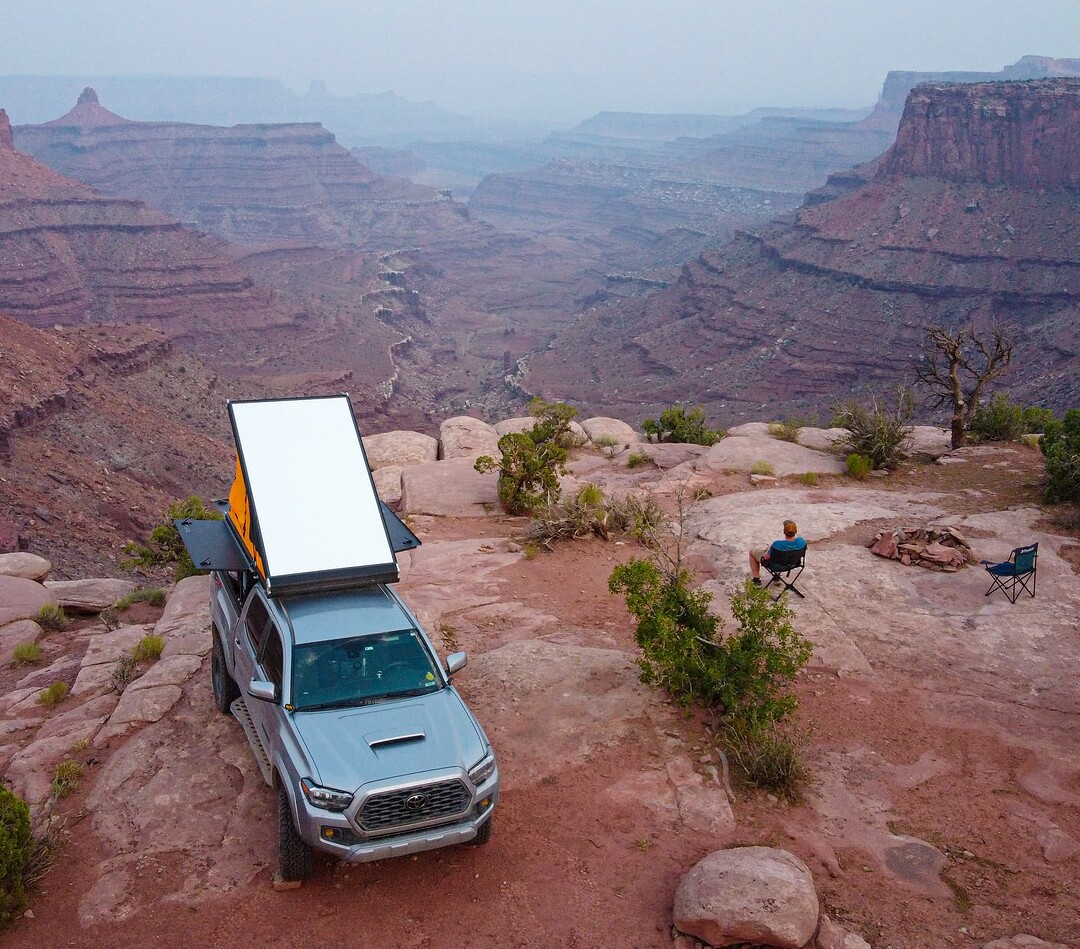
{"left": 209, "top": 569, "right": 499, "bottom": 880}
{"left": 178, "top": 395, "right": 498, "bottom": 881}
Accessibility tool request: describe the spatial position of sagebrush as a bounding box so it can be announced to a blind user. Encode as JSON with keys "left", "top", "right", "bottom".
{"left": 831, "top": 386, "right": 914, "bottom": 469}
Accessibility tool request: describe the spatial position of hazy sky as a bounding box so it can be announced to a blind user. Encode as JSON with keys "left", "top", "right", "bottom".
{"left": 3, "top": 1, "right": 1078, "bottom": 121}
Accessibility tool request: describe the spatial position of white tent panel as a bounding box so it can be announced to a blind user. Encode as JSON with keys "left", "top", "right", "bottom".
{"left": 230, "top": 396, "right": 394, "bottom": 580}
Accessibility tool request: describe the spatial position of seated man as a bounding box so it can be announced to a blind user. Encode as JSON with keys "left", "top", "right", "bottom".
{"left": 749, "top": 519, "right": 806, "bottom": 585}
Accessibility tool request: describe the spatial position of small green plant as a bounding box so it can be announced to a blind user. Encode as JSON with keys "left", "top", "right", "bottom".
{"left": 800, "top": 472, "right": 819, "bottom": 487}
{"left": 114, "top": 587, "right": 167, "bottom": 611}
{"left": 50, "top": 761, "right": 84, "bottom": 798}
{"left": 11, "top": 642, "right": 42, "bottom": 665}
{"left": 592, "top": 434, "right": 620, "bottom": 458}
{"left": 722, "top": 722, "right": 809, "bottom": 801}
{"left": 438, "top": 622, "right": 459, "bottom": 653}
{"left": 111, "top": 653, "right": 138, "bottom": 693}
{"left": 625, "top": 450, "right": 652, "bottom": 469}
{"left": 1040, "top": 408, "right": 1080, "bottom": 505}
{"left": 522, "top": 542, "right": 541, "bottom": 560}
{"left": 750, "top": 461, "right": 775, "bottom": 476}
{"left": 475, "top": 399, "right": 578, "bottom": 516}
{"left": 72, "top": 738, "right": 90, "bottom": 753}
{"left": 0, "top": 786, "right": 32, "bottom": 929}
{"left": 122, "top": 496, "right": 223, "bottom": 580}
{"left": 130, "top": 634, "right": 165, "bottom": 663}
{"left": 37, "top": 681, "right": 69, "bottom": 708}
{"left": 846, "top": 453, "right": 873, "bottom": 479}
{"left": 769, "top": 418, "right": 806, "bottom": 443}
{"left": 98, "top": 606, "right": 119, "bottom": 630}
{"left": 35, "top": 603, "right": 68, "bottom": 631}
{"left": 642, "top": 404, "right": 722, "bottom": 446}
{"left": 831, "top": 386, "right": 914, "bottom": 469}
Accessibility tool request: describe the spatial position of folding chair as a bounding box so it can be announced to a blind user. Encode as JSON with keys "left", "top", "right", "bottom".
{"left": 763, "top": 544, "right": 806, "bottom": 601}
{"left": 981, "top": 542, "right": 1037, "bottom": 603}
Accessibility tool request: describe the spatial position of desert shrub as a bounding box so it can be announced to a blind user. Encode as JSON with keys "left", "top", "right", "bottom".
{"left": 35, "top": 604, "right": 68, "bottom": 631}
{"left": 846, "top": 453, "right": 873, "bottom": 479}
{"left": 130, "top": 635, "right": 165, "bottom": 663}
{"left": 800, "top": 472, "right": 819, "bottom": 487}
{"left": 0, "top": 787, "right": 32, "bottom": 928}
{"left": 11, "top": 642, "right": 41, "bottom": 665}
{"left": 625, "top": 450, "right": 652, "bottom": 469}
{"left": 592, "top": 434, "right": 620, "bottom": 458}
{"left": 523, "top": 486, "right": 662, "bottom": 549}
{"left": 1022, "top": 405, "right": 1057, "bottom": 434}
{"left": 111, "top": 653, "right": 138, "bottom": 693}
{"left": 475, "top": 399, "right": 578, "bottom": 516}
{"left": 769, "top": 417, "right": 809, "bottom": 443}
{"left": 969, "top": 393, "right": 1026, "bottom": 442}
{"left": 51, "top": 761, "right": 83, "bottom": 798}
{"left": 642, "top": 405, "right": 722, "bottom": 446}
{"left": 38, "top": 681, "right": 69, "bottom": 708}
{"left": 114, "top": 587, "right": 167, "bottom": 611}
{"left": 722, "top": 721, "right": 809, "bottom": 801}
{"left": 831, "top": 386, "right": 914, "bottom": 469}
{"left": 608, "top": 567, "right": 811, "bottom": 732}
{"left": 750, "top": 461, "right": 774, "bottom": 476}
{"left": 122, "top": 496, "right": 222, "bottom": 581}
{"left": 1040, "top": 409, "right": 1080, "bottom": 505}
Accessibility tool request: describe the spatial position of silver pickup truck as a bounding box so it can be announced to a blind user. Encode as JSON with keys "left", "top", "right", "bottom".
{"left": 178, "top": 395, "right": 499, "bottom": 882}
{"left": 210, "top": 571, "right": 498, "bottom": 880}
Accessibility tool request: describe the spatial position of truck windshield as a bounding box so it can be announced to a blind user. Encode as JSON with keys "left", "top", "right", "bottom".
{"left": 291, "top": 630, "right": 442, "bottom": 711}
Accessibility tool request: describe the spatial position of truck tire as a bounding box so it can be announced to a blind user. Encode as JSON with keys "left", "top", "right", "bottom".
{"left": 211, "top": 634, "right": 240, "bottom": 714}
{"left": 468, "top": 815, "right": 493, "bottom": 846}
{"left": 278, "top": 787, "right": 313, "bottom": 881}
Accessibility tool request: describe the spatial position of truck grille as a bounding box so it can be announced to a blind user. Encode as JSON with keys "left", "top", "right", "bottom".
{"left": 358, "top": 779, "right": 471, "bottom": 832}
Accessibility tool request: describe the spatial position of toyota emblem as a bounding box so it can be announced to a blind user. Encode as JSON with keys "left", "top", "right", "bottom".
{"left": 404, "top": 793, "right": 429, "bottom": 812}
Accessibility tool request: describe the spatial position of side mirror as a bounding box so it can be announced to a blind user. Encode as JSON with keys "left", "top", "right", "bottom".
{"left": 445, "top": 652, "right": 467, "bottom": 676}
{"left": 248, "top": 679, "right": 278, "bottom": 703}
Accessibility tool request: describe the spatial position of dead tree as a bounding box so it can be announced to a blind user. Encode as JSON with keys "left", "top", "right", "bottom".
{"left": 914, "top": 325, "right": 1014, "bottom": 449}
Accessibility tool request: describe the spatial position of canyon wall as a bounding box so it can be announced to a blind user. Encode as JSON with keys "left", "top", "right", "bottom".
{"left": 525, "top": 79, "right": 1080, "bottom": 424}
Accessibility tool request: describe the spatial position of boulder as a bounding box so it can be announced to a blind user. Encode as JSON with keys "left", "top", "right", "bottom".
{"left": 438, "top": 416, "right": 500, "bottom": 460}
{"left": 816, "top": 914, "right": 872, "bottom": 949}
{"left": 630, "top": 443, "right": 708, "bottom": 469}
{"left": 0, "top": 575, "right": 57, "bottom": 626}
{"left": 158, "top": 575, "right": 212, "bottom": 658}
{"left": 673, "top": 847, "right": 819, "bottom": 948}
{"left": 580, "top": 417, "right": 641, "bottom": 446}
{"left": 372, "top": 464, "right": 405, "bottom": 507}
{"left": 905, "top": 426, "right": 952, "bottom": 458}
{"left": 494, "top": 416, "right": 589, "bottom": 446}
{"left": 981, "top": 938, "right": 1070, "bottom": 949}
{"left": 43, "top": 578, "right": 136, "bottom": 612}
{"left": 0, "top": 552, "right": 52, "bottom": 581}
{"left": 0, "top": 619, "right": 43, "bottom": 664}
{"left": 400, "top": 458, "right": 499, "bottom": 518}
{"left": 726, "top": 422, "right": 773, "bottom": 438}
{"left": 362, "top": 430, "right": 438, "bottom": 469}
{"left": 797, "top": 427, "right": 847, "bottom": 452}
{"left": 698, "top": 436, "right": 846, "bottom": 477}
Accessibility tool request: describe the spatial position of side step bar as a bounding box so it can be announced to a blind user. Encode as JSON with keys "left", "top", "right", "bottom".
{"left": 231, "top": 697, "right": 273, "bottom": 786}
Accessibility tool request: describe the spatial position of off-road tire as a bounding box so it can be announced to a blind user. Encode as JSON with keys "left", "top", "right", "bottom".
{"left": 278, "top": 786, "right": 313, "bottom": 881}
{"left": 468, "top": 815, "right": 493, "bottom": 846}
{"left": 211, "top": 634, "right": 241, "bottom": 714}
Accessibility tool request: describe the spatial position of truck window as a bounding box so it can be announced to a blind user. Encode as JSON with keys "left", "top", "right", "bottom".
{"left": 261, "top": 626, "right": 284, "bottom": 690}
{"left": 245, "top": 597, "right": 271, "bottom": 654}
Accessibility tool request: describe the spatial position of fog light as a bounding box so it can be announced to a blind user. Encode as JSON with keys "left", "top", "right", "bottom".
{"left": 321, "top": 826, "right": 359, "bottom": 845}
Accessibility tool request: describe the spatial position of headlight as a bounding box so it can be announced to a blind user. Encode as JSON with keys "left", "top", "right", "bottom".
{"left": 468, "top": 753, "right": 496, "bottom": 786}
{"left": 300, "top": 778, "right": 354, "bottom": 812}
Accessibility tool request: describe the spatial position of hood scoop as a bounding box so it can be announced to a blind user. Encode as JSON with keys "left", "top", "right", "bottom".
{"left": 367, "top": 729, "right": 426, "bottom": 750}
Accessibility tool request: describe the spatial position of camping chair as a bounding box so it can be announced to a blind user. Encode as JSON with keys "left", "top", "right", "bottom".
{"left": 981, "top": 542, "right": 1038, "bottom": 603}
{"left": 763, "top": 544, "right": 806, "bottom": 601}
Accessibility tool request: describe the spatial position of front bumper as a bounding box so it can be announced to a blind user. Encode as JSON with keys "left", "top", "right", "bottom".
{"left": 296, "top": 771, "right": 498, "bottom": 864}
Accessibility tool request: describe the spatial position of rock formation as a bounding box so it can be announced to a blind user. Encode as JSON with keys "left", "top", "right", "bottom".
{"left": 526, "top": 78, "right": 1080, "bottom": 423}
{"left": 14, "top": 89, "right": 469, "bottom": 249}
{"left": 0, "top": 108, "right": 294, "bottom": 353}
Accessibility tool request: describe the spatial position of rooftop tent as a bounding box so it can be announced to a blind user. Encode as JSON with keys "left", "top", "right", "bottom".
{"left": 176, "top": 394, "right": 419, "bottom": 597}
{"left": 228, "top": 395, "right": 400, "bottom": 594}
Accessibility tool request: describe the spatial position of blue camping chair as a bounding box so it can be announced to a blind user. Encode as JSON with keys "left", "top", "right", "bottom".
{"left": 763, "top": 544, "right": 806, "bottom": 601}
{"left": 981, "top": 542, "right": 1037, "bottom": 603}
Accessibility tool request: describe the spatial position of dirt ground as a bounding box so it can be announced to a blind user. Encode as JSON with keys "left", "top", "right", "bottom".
{"left": 4, "top": 445, "right": 1080, "bottom": 948}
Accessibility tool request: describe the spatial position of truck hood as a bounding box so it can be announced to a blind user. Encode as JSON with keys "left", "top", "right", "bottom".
{"left": 292, "top": 688, "right": 487, "bottom": 792}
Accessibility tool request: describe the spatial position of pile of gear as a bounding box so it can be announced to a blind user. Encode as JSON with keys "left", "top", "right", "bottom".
{"left": 867, "top": 525, "right": 977, "bottom": 571}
